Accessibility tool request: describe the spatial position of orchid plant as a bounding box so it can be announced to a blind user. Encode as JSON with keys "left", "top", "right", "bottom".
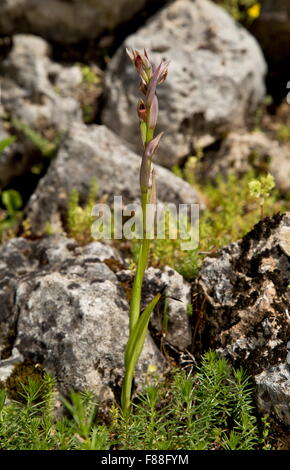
{"left": 121, "top": 48, "right": 169, "bottom": 416}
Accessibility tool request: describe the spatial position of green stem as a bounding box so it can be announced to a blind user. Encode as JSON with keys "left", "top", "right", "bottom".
{"left": 129, "top": 124, "right": 152, "bottom": 332}
{"left": 121, "top": 112, "right": 157, "bottom": 416}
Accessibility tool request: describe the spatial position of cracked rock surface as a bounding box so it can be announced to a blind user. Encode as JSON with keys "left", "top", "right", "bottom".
{"left": 0, "top": 235, "right": 165, "bottom": 402}
{"left": 0, "top": 34, "right": 82, "bottom": 135}
{"left": 198, "top": 213, "right": 290, "bottom": 424}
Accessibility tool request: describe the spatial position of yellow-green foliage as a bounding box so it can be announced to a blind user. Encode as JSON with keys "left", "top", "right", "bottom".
{"left": 66, "top": 180, "right": 98, "bottom": 245}
{"left": 137, "top": 168, "right": 286, "bottom": 280}
{"left": 200, "top": 171, "right": 278, "bottom": 250}
{"left": 0, "top": 189, "right": 23, "bottom": 243}
{"left": 276, "top": 125, "right": 290, "bottom": 142}
{"left": 78, "top": 65, "right": 102, "bottom": 124}
{"left": 214, "top": 0, "right": 261, "bottom": 22}
{"left": 0, "top": 136, "right": 16, "bottom": 152}
{"left": 80, "top": 65, "right": 101, "bottom": 86}
{"left": 12, "top": 118, "right": 62, "bottom": 157}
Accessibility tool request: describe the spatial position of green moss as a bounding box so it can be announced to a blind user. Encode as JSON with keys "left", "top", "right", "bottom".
{"left": 77, "top": 65, "right": 102, "bottom": 124}
{"left": 66, "top": 179, "right": 98, "bottom": 245}
{"left": 82, "top": 103, "right": 95, "bottom": 123}
{"left": 80, "top": 66, "right": 101, "bottom": 86}
{"left": 0, "top": 189, "right": 23, "bottom": 243}
{"left": 5, "top": 361, "right": 47, "bottom": 403}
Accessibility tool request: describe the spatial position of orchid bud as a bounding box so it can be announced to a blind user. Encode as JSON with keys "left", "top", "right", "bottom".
{"left": 146, "top": 61, "right": 169, "bottom": 106}
{"left": 142, "top": 49, "right": 152, "bottom": 71}
{"left": 144, "top": 132, "right": 164, "bottom": 159}
{"left": 140, "top": 133, "right": 163, "bottom": 193}
{"left": 126, "top": 47, "right": 137, "bottom": 62}
{"left": 158, "top": 60, "right": 170, "bottom": 84}
{"left": 126, "top": 47, "right": 151, "bottom": 85}
{"left": 148, "top": 95, "right": 159, "bottom": 130}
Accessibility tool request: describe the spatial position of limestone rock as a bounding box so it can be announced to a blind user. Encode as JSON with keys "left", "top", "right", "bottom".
{"left": 198, "top": 213, "right": 290, "bottom": 424}
{"left": 0, "top": 0, "right": 150, "bottom": 43}
{"left": 0, "top": 35, "right": 83, "bottom": 135}
{"left": 256, "top": 363, "right": 290, "bottom": 426}
{"left": 0, "top": 235, "right": 165, "bottom": 401}
{"left": 196, "top": 131, "right": 290, "bottom": 194}
{"left": 117, "top": 266, "right": 192, "bottom": 351}
{"left": 103, "top": 0, "right": 267, "bottom": 167}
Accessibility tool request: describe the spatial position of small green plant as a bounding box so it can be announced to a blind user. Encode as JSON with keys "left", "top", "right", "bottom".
{"left": 66, "top": 179, "right": 98, "bottom": 244}
{"left": 276, "top": 124, "right": 290, "bottom": 142}
{"left": 0, "top": 352, "right": 272, "bottom": 450}
{"left": 78, "top": 65, "right": 102, "bottom": 123}
{"left": 248, "top": 173, "right": 276, "bottom": 218}
{"left": 0, "top": 188, "right": 23, "bottom": 242}
{"left": 61, "top": 391, "right": 110, "bottom": 449}
{"left": 121, "top": 49, "right": 169, "bottom": 417}
{"left": 12, "top": 118, "right": 61, "bottom": 157}
{"left": 0, "top": 135, "right": 16, "bottom": 152}
{"left": 172, "top": 169, "right": 282, "bottom": 280}
{"left": 80, "top": 65, "right": 101, "bottom": 86}
{"left": 0, "top": 375, "right": 109, "bottom": 450}
{"left": 113, "top": 351, "right": 267, "bottom": 450}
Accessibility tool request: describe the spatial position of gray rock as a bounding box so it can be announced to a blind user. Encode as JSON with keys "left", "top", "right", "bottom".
{"left": 256, "top": 363, "right": 290, "bottom": 426}
{"left": 102, "top": 0, "right": 267, "bottom": 167}
{"left": 0, "top": 348, "right": 24, "bottom": 382}
{"left": 25, "top": 123, "right": 204, "bottom": 235}
{"left": 0, "top": 235, "right": 165, "bottom": 401}
{"left": 0, "top": 35, "right": 82, "bottom": 134}
{"left": 0, "top": 104, "right": 36, "bottom": 189}
{"left": 0, "top": 0, "right": 149, "bottom": 43}
{"left": 0, "top": 34, "right": 86, "bottom": 189}
{"left": 196, "top": 131, "right": 290, "bottom": 194}
{"left": 117, "top": 266, "right": 192, "bottom": 351}
{"left": 198, "top": 213, "right": 290, "bottom": 424}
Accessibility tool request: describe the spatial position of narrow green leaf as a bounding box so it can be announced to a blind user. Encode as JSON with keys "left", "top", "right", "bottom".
{"left": 121, "top": 292, "right": 161, "bottom": 416}
{"left": 0, "top": 136, "right": 16, "bottom": 153}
